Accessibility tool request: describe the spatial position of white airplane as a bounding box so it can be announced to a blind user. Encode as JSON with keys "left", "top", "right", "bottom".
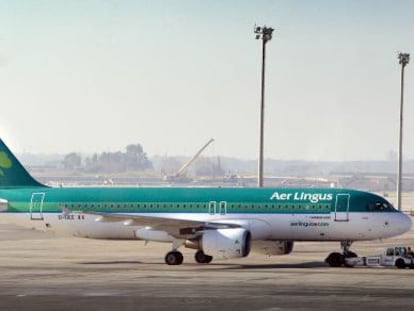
{"left": 0, "top": 138, "right": 411, "bottom": 266}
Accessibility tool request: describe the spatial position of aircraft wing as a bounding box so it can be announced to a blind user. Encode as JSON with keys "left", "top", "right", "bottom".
{"left": 73, "top": 210, "right": 241, "bottom": 238}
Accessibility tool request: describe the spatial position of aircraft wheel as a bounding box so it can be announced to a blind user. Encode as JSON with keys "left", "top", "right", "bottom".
{"left": 345, "top": 251, "right": 357, "bottom": 258}
{"left": 343, "top": 251, "right": 358, "bottom": 268}
{"left": 325, "top": 252, "right": 344, "bottom": 267}
{"left": 194, "top": 250, "right": 213, "bottom": 264}
{"left": 165, "top": 251, "right": 184, "bottom": 265}
{"left": 395, "top": 258, "right": 406, "bottom": 269}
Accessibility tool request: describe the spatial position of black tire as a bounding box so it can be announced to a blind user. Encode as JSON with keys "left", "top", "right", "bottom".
{"left": 176, "top": 252, "right": 184, "bottom": 264}
{"left": 165, "top": 251, "right": 184, "bottom": 265}
{"left": 325, "top": 252, "right": 344, "bottom": 267}
{"left": 195, "top": 250, "right": 213, "bottom": 264}
{"left": 395, "top": 258, "right": 406, "bottom": 269}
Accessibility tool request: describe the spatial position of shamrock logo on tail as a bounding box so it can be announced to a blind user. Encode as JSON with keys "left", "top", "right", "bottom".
{"left": 0, "top": 152, "right": 12, "bottom": 176}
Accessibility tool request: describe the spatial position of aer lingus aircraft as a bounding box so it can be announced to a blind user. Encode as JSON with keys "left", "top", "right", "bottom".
{"left": 0, "top": 138, "right": 411, "bottom": 266}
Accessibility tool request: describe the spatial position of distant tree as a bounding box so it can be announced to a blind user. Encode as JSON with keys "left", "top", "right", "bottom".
{"left": 62, "top": 153, "right": 82, "bottom": 170}
{"left": 125, "top": 143, "right": 152, "bottom": 171}
{"left": 83, "top": 143, "right": 152, "bottom": 173}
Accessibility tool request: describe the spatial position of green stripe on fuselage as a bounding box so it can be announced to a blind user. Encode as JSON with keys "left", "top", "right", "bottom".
{"left": 0, "top": 187, "right": 396, "bottom": 214}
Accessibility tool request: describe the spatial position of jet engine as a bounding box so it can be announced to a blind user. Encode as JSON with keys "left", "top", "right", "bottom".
{"left": 201, "top": 228, "right": 251, "bottom": 260}
{"left": 251, "top": 240, "right": 294, "bottom": 256}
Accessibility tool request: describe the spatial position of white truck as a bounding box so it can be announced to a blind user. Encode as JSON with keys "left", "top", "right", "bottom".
{"left": 344, "top": 246, "right": 414, "bottom": 269}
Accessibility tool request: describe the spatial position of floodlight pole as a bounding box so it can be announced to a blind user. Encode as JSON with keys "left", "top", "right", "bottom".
{"left": 397, "top": 52, "right": 410, "bottom": 211}
{"left": 254, "top": 25, "right": 274, "bottom": 188}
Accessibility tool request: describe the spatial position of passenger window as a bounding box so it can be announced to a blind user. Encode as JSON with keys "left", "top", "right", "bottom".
{"left": 386, "top": 248, "right": 394, "bottom": 256}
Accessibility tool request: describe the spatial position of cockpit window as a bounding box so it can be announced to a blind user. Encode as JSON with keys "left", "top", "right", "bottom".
{"left": 367, "top": 201, "right": 391, "bottom": 211}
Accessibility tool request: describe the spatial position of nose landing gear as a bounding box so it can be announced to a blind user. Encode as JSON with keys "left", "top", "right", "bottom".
{"left": 325, "top": 241, "right": 358, "bottom": 267}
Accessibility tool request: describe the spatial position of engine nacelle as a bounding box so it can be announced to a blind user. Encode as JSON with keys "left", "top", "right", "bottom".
{"left": 201, "top": 228, "right": 251, "bottom": 260}
{"left": 251, "top": 240, "right": 294, "bottom": 256}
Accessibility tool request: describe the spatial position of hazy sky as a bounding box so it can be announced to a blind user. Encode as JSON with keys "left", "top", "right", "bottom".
{"left": 1, "top": 0, "right": 414, "bottom": 161}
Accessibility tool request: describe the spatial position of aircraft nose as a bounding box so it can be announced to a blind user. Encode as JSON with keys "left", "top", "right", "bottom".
{"left": 397, "top": 212, "right": 412, "bottom": 235}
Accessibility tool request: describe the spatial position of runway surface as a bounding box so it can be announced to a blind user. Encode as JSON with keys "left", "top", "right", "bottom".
{"left": 0, "top": 221, "right": 413, "bottom": 311}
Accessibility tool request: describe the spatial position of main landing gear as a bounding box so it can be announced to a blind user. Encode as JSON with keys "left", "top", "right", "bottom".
{"left": 165, "top": 251, "right": 184, "bottom": 265}
{"left": 164, "top": 250, "right": 213, "bottom": 265}
{"left": 194, "top": 250, "right": 213, "bottom": 264}
{"left": 325, "top": 241, "right": 358, "bottom": 267}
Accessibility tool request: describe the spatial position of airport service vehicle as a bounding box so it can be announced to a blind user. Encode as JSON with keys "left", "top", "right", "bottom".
{"left": 0, "top": 138, "right": 412, "bottom": 265}
{"left": 343, "top": 246, "right": 414, "bottom": 269}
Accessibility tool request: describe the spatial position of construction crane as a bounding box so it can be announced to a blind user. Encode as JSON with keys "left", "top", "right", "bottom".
{"left": 175, "top": 138, "right": 215, "bottom": 178}
{"left": 163, "top": 138, "right": 215, "bottom": 182}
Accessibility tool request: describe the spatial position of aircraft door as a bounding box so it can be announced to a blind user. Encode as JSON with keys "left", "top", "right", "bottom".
{"left": 30, "top": 192, "right": 45, "bottom": 220}
{"left": 334, "top": 194, "right": 350, "bottom": 221}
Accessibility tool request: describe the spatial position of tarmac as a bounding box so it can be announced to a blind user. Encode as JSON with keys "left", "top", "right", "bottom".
{"left": 0, "top": 220, "right": 413, "bottom": 311}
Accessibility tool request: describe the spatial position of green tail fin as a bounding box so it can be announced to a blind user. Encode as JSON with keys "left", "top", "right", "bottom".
{"left": 0, "top": 139, "right": 45, "bottom": 188}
